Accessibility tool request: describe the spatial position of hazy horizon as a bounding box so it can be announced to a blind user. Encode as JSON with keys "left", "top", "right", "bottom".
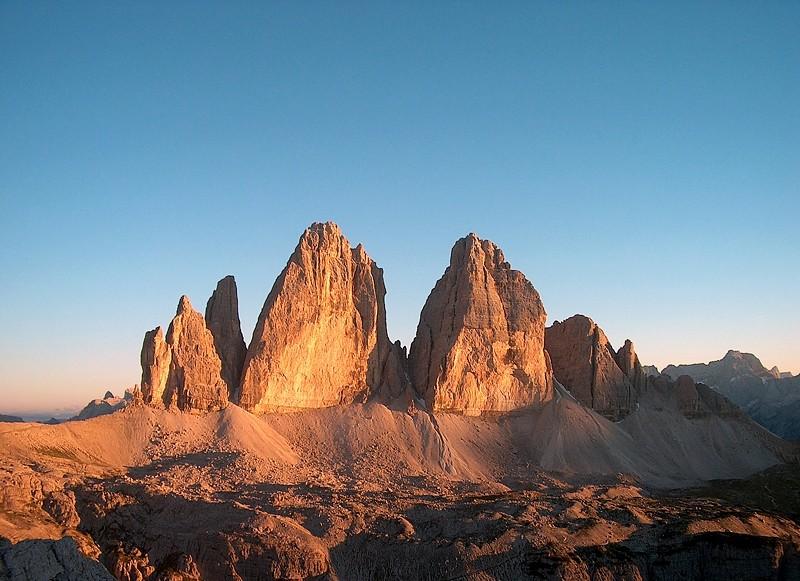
{"left": 2, "top": 3, "right": 798, "bottom": 414}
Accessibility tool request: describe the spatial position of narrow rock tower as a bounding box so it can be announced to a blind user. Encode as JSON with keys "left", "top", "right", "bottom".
{"left": 140, "top": 296, "right": 228, "bottom": 412}
{"left": 205, "top": 275, "right": 247, "bottom": 402}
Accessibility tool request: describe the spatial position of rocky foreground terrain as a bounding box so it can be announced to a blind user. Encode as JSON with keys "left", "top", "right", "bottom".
{"left": 2, "top": 222, "right": 799, "bottom": 580}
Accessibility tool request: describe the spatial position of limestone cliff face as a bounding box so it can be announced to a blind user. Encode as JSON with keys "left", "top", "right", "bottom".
{"left": 615, "top": 339, "right": 648, "bottom": 393}
{"left": 409, "top": 234, "right": 553, "bottom": 415}
{"left": 545, "top": 315, "right": 635, "bottom": 420}
{"left": 238, "top": 222, "right": 405, "bottom": 412}
{"left": 205, "top": 275, "right": 247, "bottom": 401}
{"left": 140, "top": 297, "right": 228, "bottom": 412}
{"left": 140, "top": 327, "right": 171, "bottom": 406}
{"left": 164, "top": 296, "right": 229, "bottom": 412}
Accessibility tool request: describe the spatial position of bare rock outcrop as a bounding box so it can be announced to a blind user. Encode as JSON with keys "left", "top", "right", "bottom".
{"left": 615, "top": 339, "right": 649, "bottom": 393}
{"left": 205, "top": 275, "right": 247, "bottom": 401}
{"left": 140, "top": 297, "right": 228, "bottom": 412}
{"left": 140, "top": 327, "right": 172, "bottom": 406}
{"left": 651, "top": 374, "right": 743, "bottom": 418}
{"left": 409, "top": 233, "right": 553, "bottom": 415}
{"left": 238, "top": 222, "right": 405, "bottom": 412}
{"left": 164, "top": 296, "right": 228, "bottom": 412}
{"left": 545, "top": 315, "right": 636, "bottom": 420}
{"left": 0, "top": 537, "right": 115, "bottom": 581}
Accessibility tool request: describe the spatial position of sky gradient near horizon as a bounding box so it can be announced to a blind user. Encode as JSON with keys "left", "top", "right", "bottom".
{"left": 1, "top": 2, "right": 798, "bottom": 415}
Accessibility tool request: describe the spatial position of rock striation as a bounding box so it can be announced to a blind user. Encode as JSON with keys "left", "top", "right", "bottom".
{"left": 238, "top": 222, "right": 406, "bottom": 412}
{"left": 205, "top": 275, "right": 247, "bottom": 401}
{"left": 409, "top": 233, "right": 553, "bottom": 415}
{"left": 545, "top": 315, "right": 637, "bottom": 420}
{"left": 140, "top": 296, "right": 228, "bottom": 412}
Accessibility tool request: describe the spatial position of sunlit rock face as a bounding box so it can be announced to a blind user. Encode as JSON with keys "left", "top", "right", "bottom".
{"left": 545, "top": 315, "right": 636, "bottom": 420}
{"left": 165, "top": 296, "right": 229, "bottom": 412}
{"left": 140, "top": 296, "right": 228, "bottom": 412}
{"left": 140, "top": 326, "right": 171, "bottom": 406}
{"left": 409, "top": 233, "right": 553, "bottom": 415}
{"left": 238, "top": 222, "right": 405, "bottom": 412}
{"left": 205, "top": 275, "right": 247, "bottom": 402}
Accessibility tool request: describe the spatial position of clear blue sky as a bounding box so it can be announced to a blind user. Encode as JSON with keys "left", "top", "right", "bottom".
{"left": 1, "top": 2, "right": 798, "bottom": 415}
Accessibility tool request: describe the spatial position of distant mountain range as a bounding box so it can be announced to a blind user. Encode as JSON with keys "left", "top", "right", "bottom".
{"left": 661, "top": 350, "right": 800, "bottom": 441}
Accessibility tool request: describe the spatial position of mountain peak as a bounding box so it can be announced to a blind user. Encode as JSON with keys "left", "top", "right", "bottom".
{"left": 410, "top": 235, "right": 552, "bottom": 414}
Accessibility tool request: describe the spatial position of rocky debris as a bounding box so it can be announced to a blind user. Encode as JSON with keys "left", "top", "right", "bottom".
{"left": 239, "top": 222, "right": 405, "bottom": 412}
{"left": 545, "top": 315, "right": 637, "bottom": 420}
{"left": 409, "top": 233, "right": 553, "bottom": 415}
{"left": 106, "top": 545, "right": 155, "bottom": 581}
{"left": 0, "top": 415, "right": 23, "bottom": 423}
{"left": 140, "top": 327, "right": 172, "bottom": 406}
{"left": 42, "top": 490, "right": 80, "bottom": 528}
{"left": 223, "top": 514, "right": 331, "bottom": 579}
{"left": 152, "top": 553, "right": 201, "bottom": 581}
{"left": 205, "top": 275, "right": 247, "bottom": 402}
{"left": 0, "top": 537, "right": 115, "bottom": 581}
{"left": 77, "top": 482, "right": 331, "bottom": 581}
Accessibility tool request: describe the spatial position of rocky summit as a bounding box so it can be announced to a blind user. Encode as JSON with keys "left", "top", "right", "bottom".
{"left": 238, "top": 222, "right": 406, "bottom": 412}
{"left": 140, "top": 296, "right": 228, "bottom": 412}
{"left": 409, "top": 233, "right": 553, "bottom": 415}
{"left": 545, "top": 314, "right": 638, "bottom": 420}
{"left": 204, "top": 275, "right": 247, "bottom": 401}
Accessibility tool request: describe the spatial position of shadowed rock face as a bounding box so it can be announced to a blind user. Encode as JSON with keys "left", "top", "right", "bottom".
{"left": 615, "top": 339, "right": 649, "bottom": 393}
{"left": 545, "top": 315, "right": 636, "bottom": 420}
{"left": 140, "top": 327, "right": 171, "bottom": 406}
{"left": 238, "top": 222, "right": 405, "bottom": 412}
{"left": 662, "top": 351, "right": 800, "bottom": 440}
{"left": 409, "top": 234, "right": 553, "bottom": 415}
{"left": 651, "top": 374, "right": 743, "bottom": 418}
{"left": 205, "top": 275, "right": 247, "bottom": 402}
{"left": 165, "top": 296, "right": 228, "bottom": 412}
